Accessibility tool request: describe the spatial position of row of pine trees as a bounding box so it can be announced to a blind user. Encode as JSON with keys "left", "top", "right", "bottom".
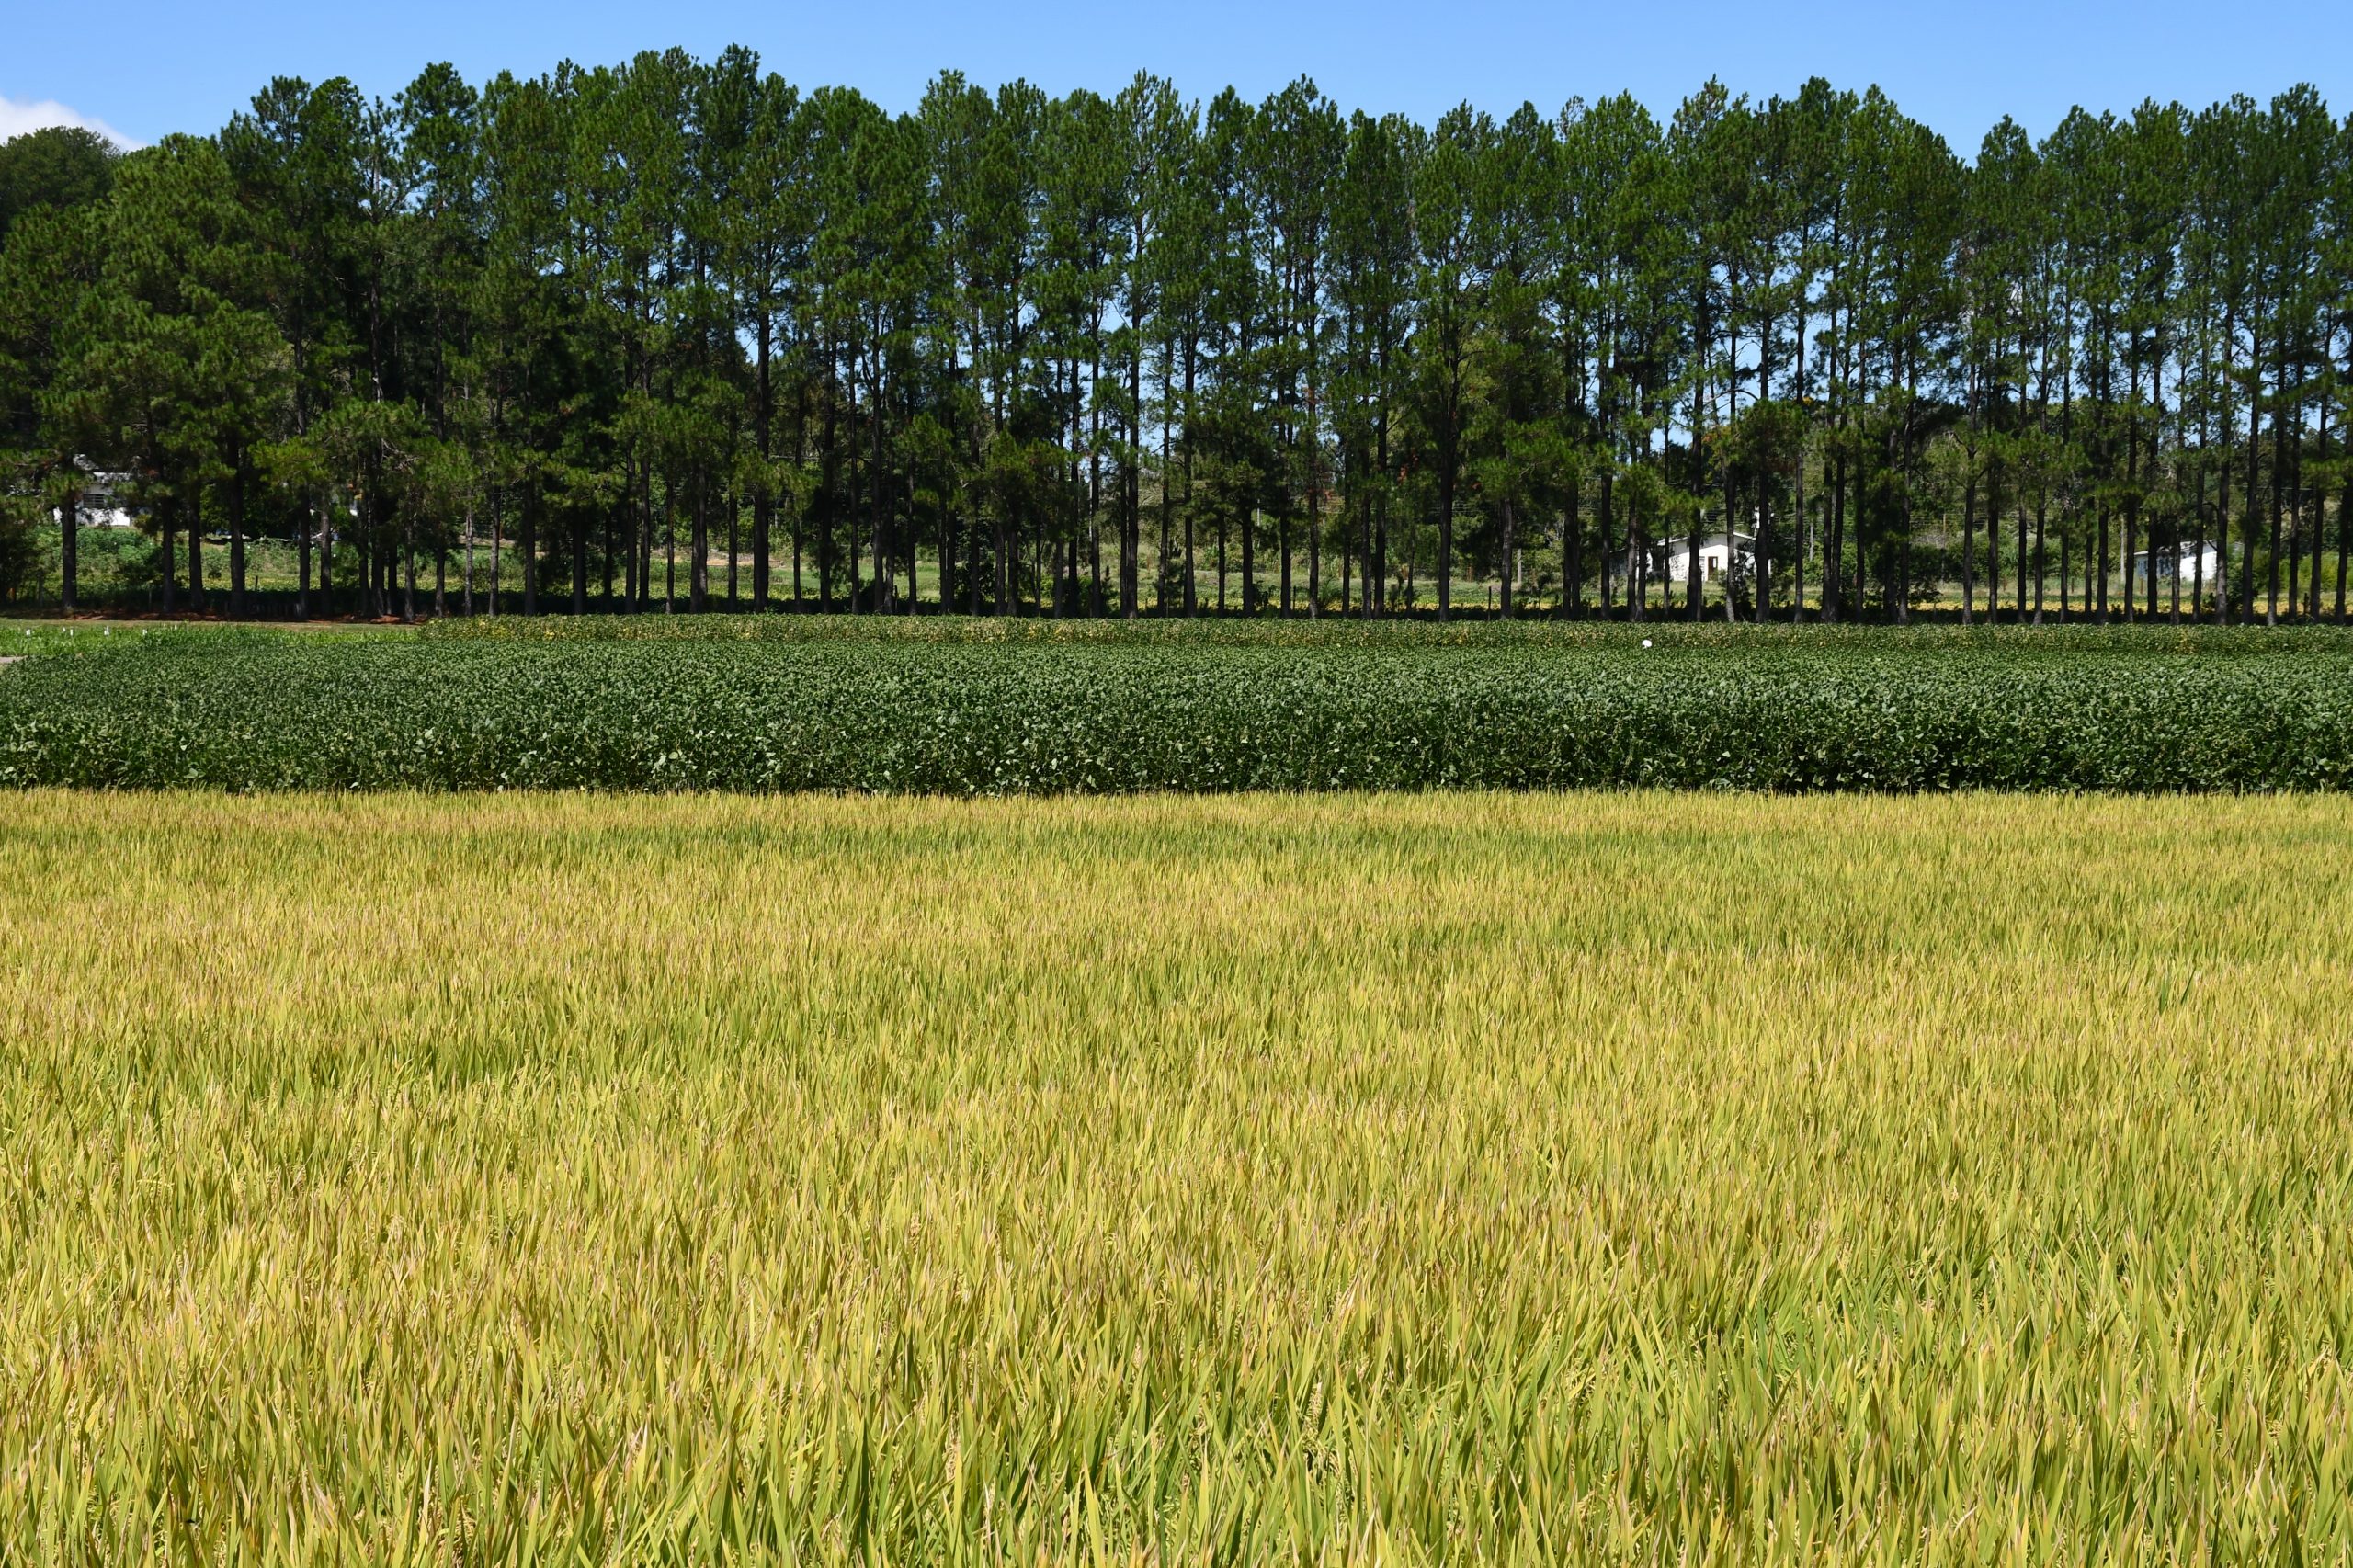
{"left": 2, "top": 54, "right": 2350, "bottom": 622}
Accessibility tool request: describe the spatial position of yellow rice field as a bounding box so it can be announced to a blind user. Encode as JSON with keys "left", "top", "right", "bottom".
{"left": 3, "top": 790, "right": 2351, "bottom": 1563}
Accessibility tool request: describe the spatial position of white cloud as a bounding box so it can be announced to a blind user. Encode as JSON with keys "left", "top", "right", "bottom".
{"left": 0, "top": 95, "right": 143, "bottom": 151}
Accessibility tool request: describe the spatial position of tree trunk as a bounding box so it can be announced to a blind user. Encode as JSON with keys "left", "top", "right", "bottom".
{"left": 2174, "top": 454, "right": 2192, "bottom": 621}
{"left": 228, "top": 456, "right": 248, "bottom": 618}
{"left": 1686, "top": 376, "right": 1706, "bottom": 622}
{"left": 1303, "top": 312, "right": 1321, "bottom": 619}
{"left": 1792, "top": 486, "right": 1805, "bottom": 626}
{"left": 1346, "top": 496, "right": 1364, "bottom": 621}
{"left": 2095, "top": 506, "right": 2109, "bottom": 623}
{"left": 2015, "top": 494, "right": 2028, "bottom": 626}
{"left": 620, "top": 463, "right": 637, "bottom": 610}
{"left": 754, "top": 313, "right": 773, "bottom": 611}
{"left": 1183, "top": 337, "right": 1199, "bottom": 613}
{"left": 1086, "top": 343, "right": 1103, "bottom": 618}
{"left": 489, "top": 485, "right": 502, "bottom": 618}
{"left": 2307, "top": 380, "right": 2326, "bottom": 620}
{"left": 2242, "top": 330, "right": 2263, "bottom": 624}
{"left": 2288, "top": 374, "right": 2305, "bottom": 619}
{"left": 188, "top": 485, "right": 205, "bottom": 613}
{"left": 2033, "top": 491, "right": 2047, "bottom": 625}
{"left": 295, "top": 498, "right": 312, "bottom": 620}
{"left": 59, "top": 488, "right": 78, "bottom": 616}
{"left": 1824, "top": 447, "right": 1845, "bottom": 623}
{"left": 2268, "top": 342, "right": 2285, "bottom": 625}
{"left": 870, "top": 358, "right": 889, "bottom": 614}
{"left": 820, "top": 343, "right": 840, "bottom": 612}
{"left": 1279, "top": 510, "right": 1291, "bottom": 617}
{"left": 1602, "top": 470, "right": 1622, "bottom": 619}
{"left": 641, "top": 461, "right": 657, "bottom": 615}
{"left": 2121, "top": 354, "right": 2138, "bottom": 623}
{"left": 571, "top": 510, "right": 587, "bottom": 617}
{"left": 1563, "top": 469, "right": 1581, "bottom": 619}
{"left": 160, "top": 498, "right": 176, "bottom": 616}
{"left": 1156, "top": 335, "right": 1173, "bottom": 616}
{"left": 1241, "top": 505, "right": 1255, "bottom": 615}
{"left": 1498, "top": 495, "right": 1515, "bottom": 618}
{"left": 939, "top": 491, "right": 955, "bottom": 618}
{"left": 521, "top": 483, "right": 538, "bottom": 617}
{"left": 691, "top": 469, "right": 709, "bottom": 613}
{"left": 1435, "top": 461, "right": 1453, "bottom": 622}
{"left": 1122, "top": 324, "right": 1141, "bottom": 619}
{"left": 1961, "top": 460, "right": 1976, "bottom": 625}
{"left": 2339, "top": 403, "right": 2352, "bottom": 625}
{"left": 1216, "top": 494, "right": 1227, "bottom": 615}
{"left": 1986, "top": 449, "right": 2002, "bottom": 618}
{"left": 993, "top": 501, "right": 1010, "bottom": 618}
{"left": 2337, "top": 448, "right": 2351, "bottom": 626}
{"left": 1895, "top": 478, "right": 1912, "bottom": 624}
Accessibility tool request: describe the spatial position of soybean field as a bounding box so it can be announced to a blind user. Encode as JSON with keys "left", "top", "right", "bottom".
{"left": 7, "top": 620, "right": 2353, "bottom": 792}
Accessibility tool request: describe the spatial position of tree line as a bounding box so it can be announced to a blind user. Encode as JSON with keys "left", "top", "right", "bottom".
{"left": 3, "top": 55, "right": 2350, "bottom": 623}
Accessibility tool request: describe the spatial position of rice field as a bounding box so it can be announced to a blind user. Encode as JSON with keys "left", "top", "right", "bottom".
{"left": 4, "top": 790, "right": 2351, "bottom": 1563}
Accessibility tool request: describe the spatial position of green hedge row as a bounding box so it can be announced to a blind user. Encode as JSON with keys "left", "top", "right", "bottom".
{"left": 6, "top": 638, "right": 2353, "bottom": 792}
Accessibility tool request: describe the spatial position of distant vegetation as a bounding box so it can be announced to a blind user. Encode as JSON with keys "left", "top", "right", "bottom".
{"left": 2, "top": 64, "right": 2347, "bottom": 624}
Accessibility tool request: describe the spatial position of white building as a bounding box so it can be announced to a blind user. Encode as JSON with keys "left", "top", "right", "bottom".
{"left": 1661, "top": 532, "right": 1756, "bottom": 585}
{"left": 51, "top": 463, "right": 140, "bottom": 529}
{"left": 2130, "top": 542, "right": 2223, "bottom": 592}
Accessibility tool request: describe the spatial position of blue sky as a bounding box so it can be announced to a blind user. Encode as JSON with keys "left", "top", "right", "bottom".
{"left": 7, "top": 0, "right": 2347, "bottom": 154}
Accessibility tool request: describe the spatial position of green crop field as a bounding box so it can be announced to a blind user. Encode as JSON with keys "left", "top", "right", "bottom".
{"left": 9, "top": 619, "right": 2353, "bottom": 792}
{"left": 4, "top": 790, "right": 2351, "bottom": 1562}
